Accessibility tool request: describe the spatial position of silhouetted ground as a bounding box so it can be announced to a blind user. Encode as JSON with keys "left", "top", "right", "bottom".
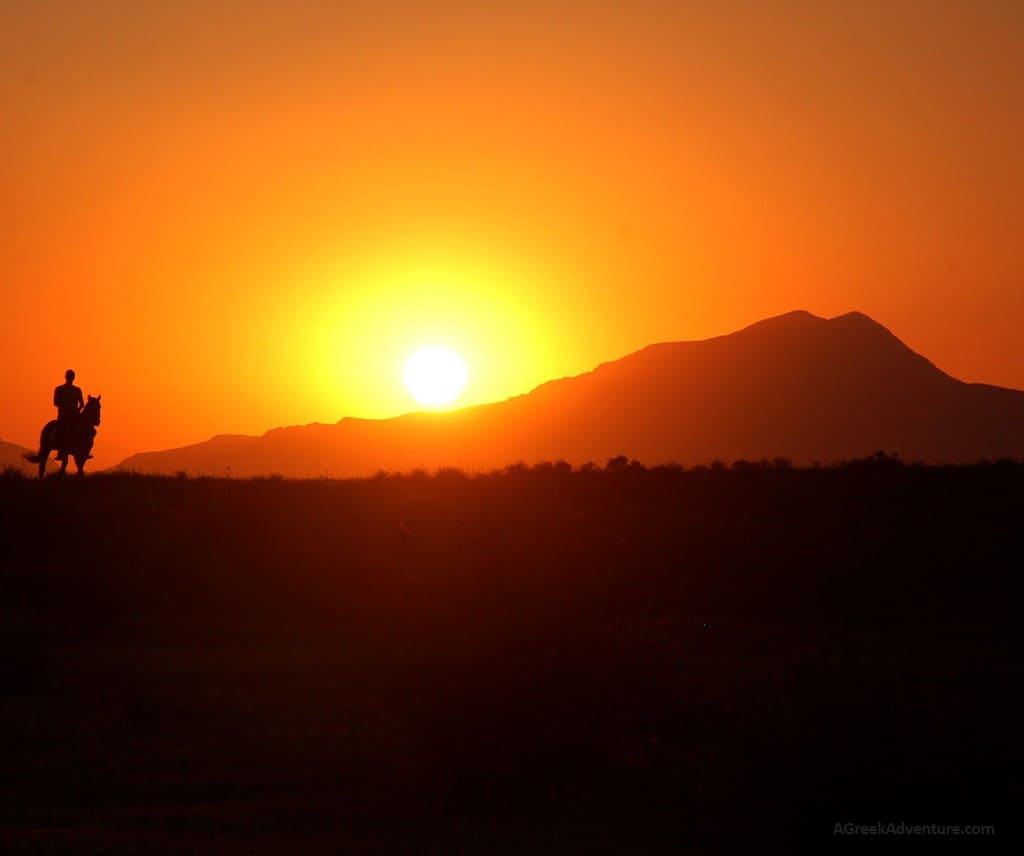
{"left": 1, "top": 459, "right": 1022, "bottom": 852}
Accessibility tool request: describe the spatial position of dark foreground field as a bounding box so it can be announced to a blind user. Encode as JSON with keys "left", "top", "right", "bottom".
{"left": 2, "top": 461, "right": 1022, "bottom": 852}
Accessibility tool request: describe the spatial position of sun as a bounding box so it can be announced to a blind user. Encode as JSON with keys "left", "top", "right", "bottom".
{"left": 403, "top": 346, "right": 468, "bottom": 408}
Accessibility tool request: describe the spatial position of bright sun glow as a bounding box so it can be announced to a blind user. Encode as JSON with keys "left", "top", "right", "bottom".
{"left": 403, "top": 346, "right": 468, "bottom": 408}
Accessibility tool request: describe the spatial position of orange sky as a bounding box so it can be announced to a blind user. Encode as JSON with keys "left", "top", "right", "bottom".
{"left": 3, "top": 1, "right": 1023, "bottom": 467}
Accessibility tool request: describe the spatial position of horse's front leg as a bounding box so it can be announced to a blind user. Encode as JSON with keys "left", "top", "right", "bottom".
{"left": 74, "top": 455, "right": 86, "bottom": 477}
{"left": 59, "top": 455, "right": 69, "bottom": 476}
{"left": 38, "top": 447, "right": 49, "bottom": 479}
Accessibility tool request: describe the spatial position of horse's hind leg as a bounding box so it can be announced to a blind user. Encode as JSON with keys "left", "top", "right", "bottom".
{"left": 38, "top": 447, "right": 49, "bottom": 479}
{"left": 74, "top": 455, "right": 86, "bottom": 477}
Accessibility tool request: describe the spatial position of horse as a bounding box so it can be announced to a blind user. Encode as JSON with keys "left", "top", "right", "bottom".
{"left": 24, "top": 395, "right": 102, "bottom": 478}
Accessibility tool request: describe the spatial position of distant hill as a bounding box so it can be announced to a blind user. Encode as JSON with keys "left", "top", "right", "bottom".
{"left": 117, "top": 311, "right": 1024, "bottom": 477}
{"left": 0, "top": 438, "right": 52, "bottom": 475}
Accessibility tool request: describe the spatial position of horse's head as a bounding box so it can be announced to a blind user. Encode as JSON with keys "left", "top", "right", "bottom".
{"left": 84, "top": 395, "right": 102, "bottom": 426}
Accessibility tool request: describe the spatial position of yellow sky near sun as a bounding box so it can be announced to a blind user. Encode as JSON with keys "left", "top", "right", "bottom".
{"left": 2, "top": 1, "right": 1023, "bottom": 466}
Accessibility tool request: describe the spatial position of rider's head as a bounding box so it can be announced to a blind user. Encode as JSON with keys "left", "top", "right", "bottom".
{"left": 65, "top": 369, "right": 75, "bottom": 382}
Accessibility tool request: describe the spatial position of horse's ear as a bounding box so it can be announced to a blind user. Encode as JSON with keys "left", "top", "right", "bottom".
{"left": 97, "top": 394, "right": 101, "bottom": 401}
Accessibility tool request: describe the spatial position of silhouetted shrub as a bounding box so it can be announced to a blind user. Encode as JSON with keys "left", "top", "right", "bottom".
{"left": 435, "top": 466, "right": 467, "bottom": 481}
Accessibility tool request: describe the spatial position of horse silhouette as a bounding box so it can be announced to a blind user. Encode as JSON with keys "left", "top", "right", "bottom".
{"left": 25, "top": 395, "right": 102, "bottom": 478}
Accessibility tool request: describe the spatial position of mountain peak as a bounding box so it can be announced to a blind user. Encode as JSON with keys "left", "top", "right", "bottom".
{"left": 829, "top": 309, "right": 894, "bottom": 333}
{"left": 738, "top": 309, "right": 898, "bottom": 336}
{"left": 732, "top": 309, "right": 822, "bottom": 336}
{"left": 766, "top": 308, "right": 821, "bottom": 323}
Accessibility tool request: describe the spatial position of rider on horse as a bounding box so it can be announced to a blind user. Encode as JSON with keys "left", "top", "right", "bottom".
{"left": 54, "top": 369, "right": 84, "bottom": 461}
{"left": 24, "top": 371, "right": 100, "bottom": 477}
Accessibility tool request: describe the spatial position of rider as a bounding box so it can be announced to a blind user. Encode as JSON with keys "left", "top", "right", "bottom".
{"left": 54, "top": 369, "right": 84, "bottom": 461}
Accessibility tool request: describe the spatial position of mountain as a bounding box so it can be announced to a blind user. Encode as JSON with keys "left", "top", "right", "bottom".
{"left": 116, "top": 311, "right": 1024, "bottom": 477}
{"left": 0, "top": 438, "right": 53, "bottom": 475}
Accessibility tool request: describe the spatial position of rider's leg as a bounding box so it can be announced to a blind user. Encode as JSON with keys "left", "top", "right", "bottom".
{"left": 56, "top": 419, "right": 70, "bottom": 461}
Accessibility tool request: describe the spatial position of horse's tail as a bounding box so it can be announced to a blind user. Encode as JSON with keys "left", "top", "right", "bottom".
{"left": 26, "top": 421, "right": 57, "bottom": 464}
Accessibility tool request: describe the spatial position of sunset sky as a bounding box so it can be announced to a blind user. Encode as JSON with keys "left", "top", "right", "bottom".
{"left": 3, "top": 1, "right": 1023, "bottom": 466}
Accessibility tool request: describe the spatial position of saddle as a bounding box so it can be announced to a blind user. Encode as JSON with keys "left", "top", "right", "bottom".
{"left": 55, "top": 420, "right": 95, "bottom": 461}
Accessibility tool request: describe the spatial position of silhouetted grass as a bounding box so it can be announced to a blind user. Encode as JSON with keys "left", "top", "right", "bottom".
{"left": 1, "top": 461, "right": 1021, "bottom": 851}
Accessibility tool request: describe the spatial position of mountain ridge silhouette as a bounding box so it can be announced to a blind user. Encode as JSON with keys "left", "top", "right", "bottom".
{"left": 116, "top": 310, "right": 1024, "bottom": 476}
{"left": 0, "top": 439, "right": 57, "bottom": 475}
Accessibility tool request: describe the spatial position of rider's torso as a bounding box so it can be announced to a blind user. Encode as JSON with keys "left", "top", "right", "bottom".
{"left": 54, "top": 384, "right": 82, "bottom": 418}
